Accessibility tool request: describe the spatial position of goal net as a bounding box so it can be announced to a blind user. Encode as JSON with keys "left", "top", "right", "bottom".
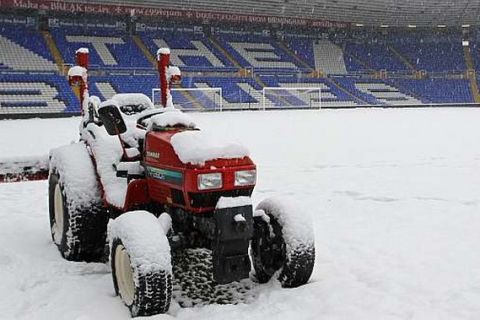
{"left": 152, "top": 87, "right": 223, "bottom": 111}
{"left": 262, "top": 87, "right": 322, "bottom": 110}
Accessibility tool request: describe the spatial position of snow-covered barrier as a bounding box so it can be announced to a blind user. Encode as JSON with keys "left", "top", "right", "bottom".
{"left": 0, "top": 155, "right": 49, "bottom": 183}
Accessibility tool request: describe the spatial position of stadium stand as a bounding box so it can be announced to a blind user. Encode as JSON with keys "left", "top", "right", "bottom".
{"left": 0, "top": 13, "right": 478, "bottom": 117}
{"left": 391, "top": 37, "right": 466, "bottom": 72}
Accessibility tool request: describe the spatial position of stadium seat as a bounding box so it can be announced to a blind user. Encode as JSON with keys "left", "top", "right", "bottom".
{"left": 0, "top": 23, "right": 57, "bottom": 71}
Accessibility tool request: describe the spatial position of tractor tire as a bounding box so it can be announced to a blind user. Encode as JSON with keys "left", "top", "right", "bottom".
{"left": 48, "top": 142, "right": 108, "bottom": 262}
{"left": 110, "top": 211, "right": 172, "bottom": 317}
{"left": 251, "top": 198, "right": 315, "bottom": 288}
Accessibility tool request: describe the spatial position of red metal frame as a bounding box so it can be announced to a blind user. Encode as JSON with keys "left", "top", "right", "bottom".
{"left": 157, "top": 50, "right": 169, "bottom": 108}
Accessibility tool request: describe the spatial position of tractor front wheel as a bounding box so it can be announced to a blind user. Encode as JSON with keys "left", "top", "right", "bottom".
{"left": 110, "top": 211, "right": 172, "bottom": 317}
{"left": 250, "top": 198, "right": 315, "bottom": 288}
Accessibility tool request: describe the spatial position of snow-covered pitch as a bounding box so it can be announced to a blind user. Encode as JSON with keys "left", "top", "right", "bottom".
{"left": 1, "top": 108, "right": 480, "bottom": 319}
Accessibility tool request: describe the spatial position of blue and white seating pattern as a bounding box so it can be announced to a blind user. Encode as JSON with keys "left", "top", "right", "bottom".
{"left": 51, "top": 27, "right": 151, "bottom": 68}
{"left": 0, "top": 21, "right": 477, "bottom": 117}
{"left": 0, "top": 23, "right": 57, "bottom": 71}
{"left": 0, "top": 74, "right": 78, "bottom": 114}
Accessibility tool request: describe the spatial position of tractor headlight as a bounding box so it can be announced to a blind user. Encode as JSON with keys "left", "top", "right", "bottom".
{"left": 198, "top": 173, "right": 222, "bottom": 190}
{"left": 234, "top": 170, "right": 256, "bottom": 187}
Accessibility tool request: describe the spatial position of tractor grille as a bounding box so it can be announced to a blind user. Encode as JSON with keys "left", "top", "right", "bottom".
{"left": 171, "top": 188, "right": 185, "bottom": 206}
{"left": 189, "top": 188, "right": 254, "bottom": 208}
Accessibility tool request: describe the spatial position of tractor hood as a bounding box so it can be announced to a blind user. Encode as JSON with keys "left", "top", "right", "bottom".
{"left": 170, "top": 130, "right": 250, "bottom": 166}
{"left": 145, "top": 109, "right": 251, "bottom": 166}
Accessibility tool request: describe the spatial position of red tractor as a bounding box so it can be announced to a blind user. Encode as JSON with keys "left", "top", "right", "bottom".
{"left": 48, "top": 47, "right": 315, "bottom": 317}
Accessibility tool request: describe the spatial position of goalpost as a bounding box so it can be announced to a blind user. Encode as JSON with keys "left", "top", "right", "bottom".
{"left": 262, "top": 87, "right": 322, "bottom": 110}
{"left": 152, "top": 87, "right": 223, "bottom": 111}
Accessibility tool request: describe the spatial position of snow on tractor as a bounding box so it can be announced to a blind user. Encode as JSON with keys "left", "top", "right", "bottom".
{"left": 48, "top": 47, "right": 315, "bottom": 317}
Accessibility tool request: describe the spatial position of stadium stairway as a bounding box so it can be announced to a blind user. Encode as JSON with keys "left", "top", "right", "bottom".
{"left": 463, "top": 47, "right": 480, "bottom": 103}
{"left": 277, "top": 40, "right": 313, "bottom": 71}
{"left": 388, "top": 46, "right": 416, "bottom": 71}
{"left": 464, "top": 46, "right": 475, "bottom": 70}
{"left": 468, "top": 72, "right": 480, "bottom": 103}
{"left": 314, "top": 40, "right": 348, "bottom": 75}
{"left": 132, "top": 35, "right": 156, "bottom": 67}
{"left": 41, "top": 31, "right": 64, "bottom": 72}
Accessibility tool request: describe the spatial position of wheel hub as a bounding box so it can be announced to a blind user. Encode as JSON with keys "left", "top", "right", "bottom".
{"left": 115, "top": 244, "right": 135, "bottom": 306}
{"left": 53, "top": 183, "right": 64, "bottom": 244}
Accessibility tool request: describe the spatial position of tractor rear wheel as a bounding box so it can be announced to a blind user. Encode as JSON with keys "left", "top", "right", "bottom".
{"left": 48, "top": 142, "right": 108, "bottom": 262}
{"left": 250, "top": 198, "right": 315, "bottom": 288}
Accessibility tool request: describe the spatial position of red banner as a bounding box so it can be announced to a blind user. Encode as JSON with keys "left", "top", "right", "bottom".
{"left": 0, "top": 0, "right": 350, "bottom": 28}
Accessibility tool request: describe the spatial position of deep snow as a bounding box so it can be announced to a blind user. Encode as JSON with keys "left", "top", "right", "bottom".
{"left": 1, "top": 108, "right": 480, "bottom": 319}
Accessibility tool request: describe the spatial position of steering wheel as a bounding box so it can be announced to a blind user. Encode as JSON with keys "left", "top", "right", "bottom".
{"left": 136, "top": 109, "right": 166, "bottom": 127}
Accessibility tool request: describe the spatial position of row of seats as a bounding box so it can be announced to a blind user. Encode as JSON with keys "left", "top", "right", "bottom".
{"left": 1, "top": 22, "right": 479, "bottom": 73}
{"left": 0, "top": 74, "right": 78, "bottom": 114}
{"left": 343, "top": 40, "right": 466, "bottom": 73}
{"left": 396, "top": 42, "right": 466, "bottom": 72}
{"left": 0, "top": 73, "right": 474, "bottom": 115}
{"left": 391, "top": 78, "right": 473, "bottom": 104}
{"left": 0, "top": 24, "right": 57, "bottom": 71}
{"left": 344, "top": 43, "right": 409, "bottom": 72}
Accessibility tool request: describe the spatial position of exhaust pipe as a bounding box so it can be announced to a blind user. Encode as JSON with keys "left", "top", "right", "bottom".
{"left": 156, "top": 48, "right": 181, "bottom": 108}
